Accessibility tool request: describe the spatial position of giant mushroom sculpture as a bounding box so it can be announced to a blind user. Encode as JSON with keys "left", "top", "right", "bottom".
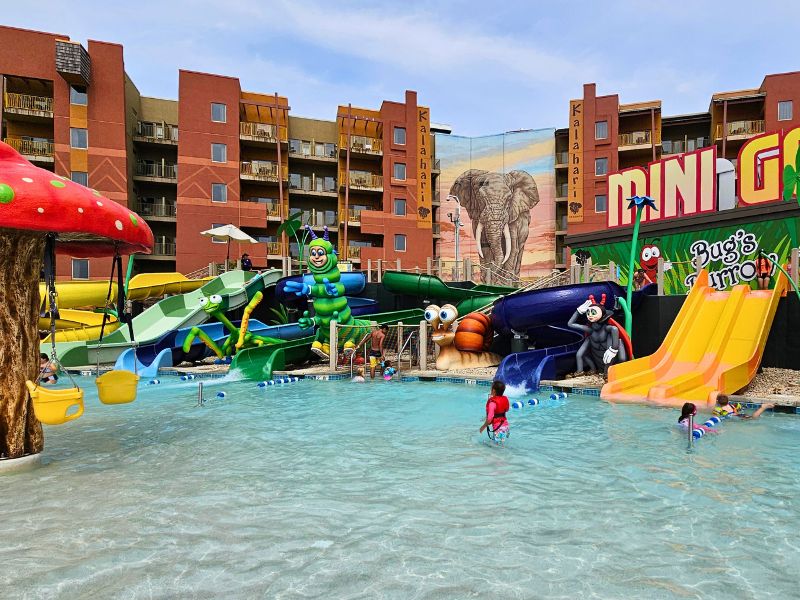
{"left": 0, "top": 141, "right": 153, "bottom": 460}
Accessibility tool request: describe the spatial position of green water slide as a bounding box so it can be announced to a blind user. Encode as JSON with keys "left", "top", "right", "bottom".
{"left": 231, "top": 308, "right": 425, "bottom": 381}
{"left": 55, "top": 269, "right": 282, "bottom": 367}
{"left": 381, "top": 271, "right": 514, "bottom": 313}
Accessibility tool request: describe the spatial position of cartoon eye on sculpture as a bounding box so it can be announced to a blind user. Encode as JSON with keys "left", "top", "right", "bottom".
{"left": 182, "top": 290, "right": 280, "bottom": 358}
{"left": 567, "top": 293, "right": 632, "bottom": 379}
{"left": 425, "top": 304, "right": 502, "bottom": 370}
{"left": 447, "top": 169, "right": 540, "bottom": 280}
{"left": 284, "top": 226, "right": 370, "bottom": 359}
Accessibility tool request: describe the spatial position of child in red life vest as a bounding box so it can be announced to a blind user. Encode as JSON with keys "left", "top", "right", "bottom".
{"left": 480, "top": 380, "right": 510, "bottom": 443}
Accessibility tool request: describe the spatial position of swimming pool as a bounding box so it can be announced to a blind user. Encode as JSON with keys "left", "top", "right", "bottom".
{"left": 1, "top": 377, "right": 798, "bottom": 599}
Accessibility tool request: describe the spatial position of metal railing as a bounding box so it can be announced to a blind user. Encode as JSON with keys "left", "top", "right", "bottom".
{"left": 153, "top": 241, "right": 176, "bottom": 256}
{"left": 4, "top": 92, "right": 53, "bottom": 114}
{"left": 661, "top": 137, "right": 709, "bottom": 155}
{"left": 347, "top": 246, "right": 362, "bottom": 259}
{"left": 432, "top": 158, "right": 441, "bottom": 171}
{"left": 266, "top": 241, "right": 282, "bottom": 255}
{"left": 619, "top": 130, "right": 655, "bottom": 147}
{"left": 289, "top": 173, "right": 337, "bottom": 193}
{"left": 135, "top": 121, "right": 178, "bottom": 142}
{"left": 555, "top": 151, "right": 568, "bottom": 164}
{"left": 715, "top": 119, "right": 765, "bottom": 139}
{"left": 340, "top": 134, "right": 382, "bottom": 155}
{"left": 557, "top": 183, "right": 568, "bottom": 198}
{"left": 135, "top": 162, "right": 177, "bottom": 179}
{"left": 240, "top": 121, "right": 287, "bottom": 142}
{"left": 136, "top": 202, "right": 176, "bottom": 218}
{"left": 289, "top": 139, "right": 337, "bottom": 159}
{"left": 340, "top": 208, "right": 362, "bottom": 223}
{"left": 3, "top": 137, "right": 54, "bottom": 157}
{"left": 555, "top": 216, "right": 568, "bottom": 231}
{"left": 240, "top": 160, "right": 287, "bottom": 181}
{"left": 343, "top": 170, "right": 383, "bottom": 190}
{"left": 185, "top": 265, "right": 210, "bottom": 279}
{"left": 432, "top": 223, "right": 441, "bottom": 234}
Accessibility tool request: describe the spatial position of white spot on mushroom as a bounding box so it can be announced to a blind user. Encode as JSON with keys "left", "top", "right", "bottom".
{"left": 78, "top": 207, "right": 84, "bottom": 214}
{"left": 96, "top": 201, "right": 103, "bottom": 207}
{"left": 21, "top": 177, "right": 33, "bottom": 183}
{"left": 37, "top": 208, "right": 44, "bottom": 214}
{"left": 115, "top": 220, "right": 123, "bottom": 231}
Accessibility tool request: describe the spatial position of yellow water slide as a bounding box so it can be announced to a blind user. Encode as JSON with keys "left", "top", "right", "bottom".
{"left": 601, "top": 269, "right": 787, "bottom": 409}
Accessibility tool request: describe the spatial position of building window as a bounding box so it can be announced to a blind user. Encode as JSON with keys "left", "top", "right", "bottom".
{"left": 211, "top": 183, "right": 227, "bottom": 203}
{"left": 211, "top": 222, "right": 227, "bottom": 243}
{"left": 595, "top": 120, "right": 608, "bottom": 140}
{"left": 211, "top": 143, "right": 227, "bottom": 163}
{"left": 595, "top": 194, "right": 608, "bottom": 213}
{"left": 211, "top": 103, "right": 227, "bottom": 123}
{"left": 71, "top": 258, "right": 89, "bottom": 280}
{"left": 70, "top": 85, "right": 87, "bottom": 105}
{"left": 70, "top": 128, "right": 88, "bottom": 149}
{"left": 595, "top": 157, "right": 608, "bottom": 176}
{"left": 393, "top": 127, "right": 406, "bottom": 145}
{"left": 393, "top": 162, "right": 406, "bottom": 180}
{"left": 71, "top": 171, "right": 88, "bottom": 187}
{"left": 778, "top": 100, "right": 793, "bottom": 121}
{"left": 394, "top": 234, "right": 407, "bottom": 252}
{"left": 394, "top": 198, "right": 406, "bottom": 216}
{"left": 289, "top": 138, "right": 300, "bottom": 153}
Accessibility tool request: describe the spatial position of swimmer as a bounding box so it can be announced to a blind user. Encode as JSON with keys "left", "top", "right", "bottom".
{"left": 677, "top": 402, "right": 717, "bottom": 434}
{"left": 382, "top": 360, "right": 396, "bottom": 381}
{"left": 479, "top": 380, "right": 510, "bottom": 443}
{"left": 369, "top": 324, "right": 388, "bottom": 379}
{"left": 713, "top": 394, "right": 773, "bottom": 419}
{"left": 352, "top": 366, "right": 366, "bottom": 383}
{"left": 39, "top": 353, "right": 58, "bottom": 384}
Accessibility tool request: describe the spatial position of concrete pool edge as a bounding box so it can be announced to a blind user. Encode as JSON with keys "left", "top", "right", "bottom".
{"left": 0, "top": 453, "right": 41, "bottom": 474}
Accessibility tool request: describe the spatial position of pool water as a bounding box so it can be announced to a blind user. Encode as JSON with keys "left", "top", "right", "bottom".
{"left": 1, "top": 377, "right": 799, "bottom": 599}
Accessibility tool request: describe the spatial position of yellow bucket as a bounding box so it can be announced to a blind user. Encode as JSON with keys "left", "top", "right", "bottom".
{"left": 96, "top": 370, "right": 139, "bottom": 405}
{"left": 26, "top": 380, "right": 84, "bottom": 426}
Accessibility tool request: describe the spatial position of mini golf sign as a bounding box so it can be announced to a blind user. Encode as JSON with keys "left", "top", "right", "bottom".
{"left": 606, "top": 124, "right": 800, "bottom": 229}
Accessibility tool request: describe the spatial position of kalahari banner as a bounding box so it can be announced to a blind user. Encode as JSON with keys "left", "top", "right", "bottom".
{"left": 434, "top": 129, "right": 556, "bottom": 281}
{"left": 575, "top": 217, "right": 800, "bottom": 294}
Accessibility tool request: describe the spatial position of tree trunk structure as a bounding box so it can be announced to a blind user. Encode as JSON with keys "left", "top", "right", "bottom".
{"left": 0, "top": 230, "right": 44, "bottom": 458}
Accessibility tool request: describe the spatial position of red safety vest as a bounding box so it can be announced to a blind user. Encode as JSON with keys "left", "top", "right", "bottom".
{"left": 486, "top": 395, "right": 510, "bottom": 430}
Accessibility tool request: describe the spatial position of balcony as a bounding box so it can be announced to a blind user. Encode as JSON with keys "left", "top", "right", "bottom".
{"left": 555, "top": 216, "right": 568, "bottom": 234}
{"left": 619, "top": 130, "right": 658, "bottom": 150}
{"left": 347, "top": 246, "right": 363, "bottom": 260}
{"left": 555, "top": 151, "right": 568, "bottom": 167}
{"left": 293, "top": 208, "right": 337, "bottom": 229}
{"left": 3, "top": 92, "right": 53, "bottom": 120}
{"left": 240, "top": 160, "right": 288, "bottom": 183}
{"left": 432, "top": 158, "right": 441, "bottom": 173}
{"left": 288, "top": 173, "right": 337, "bottom": 197}
{"left": 134, "top": 161, "right": 177, "bottom": 183}
{"left": 556, "top": 183, "right": 568, "bottom": 201}
{"left": 136, "top": 201, "right": 177, "bottom": 220}
{"left": 340, "top": 208, "right": 363, "bottom": 224}
{"left": 240, "top": 122, "right": 287, "bottom": 146}
{"left": 341, "top": 170, "right": 383, "bottom": 193}
{"left": 714, "top": 120, "right": 765, "bottom": 141}
{"left": 288, "top": 139, "right": 337, "bottom": 163}
{"left": 339, "top": 134, "right": 383, "bottom": 157}
{"left": 266, "top": 241, "right": 283, "bottom": 257}
{"left": 432, "top": 223, "right": 441, "bottom": 238}
{"left": 661, "top": 137, "right": 710, "bottom": 156}
{"left": 134, "top": 121, "right": 178, "bottom": 145}
{"left": 152, "top": 240, "right": 176, "bottom": 257}
{"left": 3, "top": 138, "right": 54, "bottom": 163}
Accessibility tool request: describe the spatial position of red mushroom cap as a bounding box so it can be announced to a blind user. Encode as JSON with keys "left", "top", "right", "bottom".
{"left": 0, "top": 141, "right": 153, "bottom": 257}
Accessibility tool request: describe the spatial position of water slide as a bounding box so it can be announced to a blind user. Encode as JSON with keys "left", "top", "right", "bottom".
{"left": 601, "top": 270, "right": 787, "bottom": 408}
{"left": 41, "top": 309, "right": 120, "bottom": 342}
{"left": 54, "top": 270, "right": 281, "bottom": 367}
{"left": 381, "top": 271, "right": 514, "bottom": 313}
{"left": 231, "top": 308, "right": 425, "bottom": 381}
{"left": 493, "top": 281, "right": 648, "bottom": 393}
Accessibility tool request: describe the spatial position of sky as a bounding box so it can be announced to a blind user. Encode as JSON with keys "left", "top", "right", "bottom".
{"left": 3, "top": 0, "right": 799, "bottom": 136}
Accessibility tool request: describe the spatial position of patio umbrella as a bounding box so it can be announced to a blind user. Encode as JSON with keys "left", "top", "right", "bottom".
{"left": 200, "top": 223, "right": 258, "bottom": 264}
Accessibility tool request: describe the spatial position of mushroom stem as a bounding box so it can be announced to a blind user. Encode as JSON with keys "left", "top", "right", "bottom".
{"left": 0, "top": 229, "right": 45, "bottom": 458}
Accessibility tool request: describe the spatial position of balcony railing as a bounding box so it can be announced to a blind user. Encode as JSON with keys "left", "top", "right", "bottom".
{"left": 242, "top": 197, "right": 281, "bottom": 217}
{"left": 557, "top": 183, "right": 568, "bottom": 198}
{"left": 339, "top": 134, "right": 383, "bottom": 155}
{"left": 715, "top": 120, "right": 765, "bottom": 139}
{"left": 619, "top": 130, "right": 656, "bottom": 147}
{"left": 4, "top": 92, "right": 53, "bottom": 116}
{"left": 136, "top": 202, "right": 177, "bottom": 218}
{"left": 555, "top": 216, "right": 568, "bottom": 232}
{"left": 288, "top": 173, "right": 337, "bottom": 193}
{"left": 3, "top": 137, "right": 54, "bottom": 158}
{"left": 340, "top": 208, "right": 362, "bottom": 223}
{"left": 432, "top": 223, "right": 441, "bottom": 235}
{"left": 135, "top": 121, "right": 178, "bottom": 143}
{"left": 288, "top": 139, "right": 337, "bottom": 160}
{"left": 555, "top": 151, "right": 568, "bottom": 165}
{"left": 153, "top": 241, "right": 176, "bottom": 256}
{"left": 240, "top": 122, "right": 287, "bottom": 143}
{"left": 266, "top": 241, "right": 282, "bottom": 256}
{"left": 294, "top": 208, "right": 337, "bottom": 228}
{"left": 661, "top": 137, "right": 710, "bottom": 155}
{"left": 342, "top": 170, "right": 383, "bottom": 191}
{"left": 240, "top": 161, "right": 288, "bottom": 182}
{"left": 135, "top": 162, "right": 177, "bottom": 179}
{"left": 347, "top": 246, "right": 362, "bottom": 259}
{"left": 432, "top": 158, "right": 441, "bottom": 171}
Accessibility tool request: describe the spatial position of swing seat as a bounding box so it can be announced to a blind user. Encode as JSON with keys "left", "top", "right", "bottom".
{"left": 26, "top": 380, "right": 84, "bottom": 426}
{"left": 96, "top": 370, "right": 139, "bottom": 405}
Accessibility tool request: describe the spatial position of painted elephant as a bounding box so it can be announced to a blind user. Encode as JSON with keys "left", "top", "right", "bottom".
{"left": 448, "top": 169, "right": 539, "bottom": 280}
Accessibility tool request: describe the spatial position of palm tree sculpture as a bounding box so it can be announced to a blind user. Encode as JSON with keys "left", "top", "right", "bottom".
{"left": 619, "top": 195, "right": 657, "bottom": 341}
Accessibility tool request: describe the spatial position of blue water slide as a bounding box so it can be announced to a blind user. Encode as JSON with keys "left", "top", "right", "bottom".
{"left": 347, "top": 297, "right": 378, "bottom": 316}
{"left": 276, "top": 272, "right": 366, "bottom": 305}
{"left": 114, "top": 347, "right": 173, "bottom": 378}
{"left": 495, "top": 327, "right": 584, "bottom": 393}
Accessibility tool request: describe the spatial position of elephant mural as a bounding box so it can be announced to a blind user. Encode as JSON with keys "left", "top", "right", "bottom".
{"left": 448, "top": 169, "right": 540, "bottom": 281}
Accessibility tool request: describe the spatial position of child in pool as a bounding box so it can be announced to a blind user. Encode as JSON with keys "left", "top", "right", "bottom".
{"left": 352, "top": 367, "right": 365, "bottom": 383}
{"left": 677, "top": 402, "right": 717, "bottom": 434}
{"left": 479, "top": 380, "right": 510, "bottom": 443}
{"left": 39, "top": 353, "right": 58, "bottom": 384}
{"left": 713, "top": 394, "right": 773, "bottom": 419}
{"left": 382, "top": 360, "right": 396, "bottom": 380}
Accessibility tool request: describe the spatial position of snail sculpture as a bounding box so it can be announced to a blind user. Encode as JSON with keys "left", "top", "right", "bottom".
{"left": 425, "top": 304, "right": 502, "bottom": 370}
